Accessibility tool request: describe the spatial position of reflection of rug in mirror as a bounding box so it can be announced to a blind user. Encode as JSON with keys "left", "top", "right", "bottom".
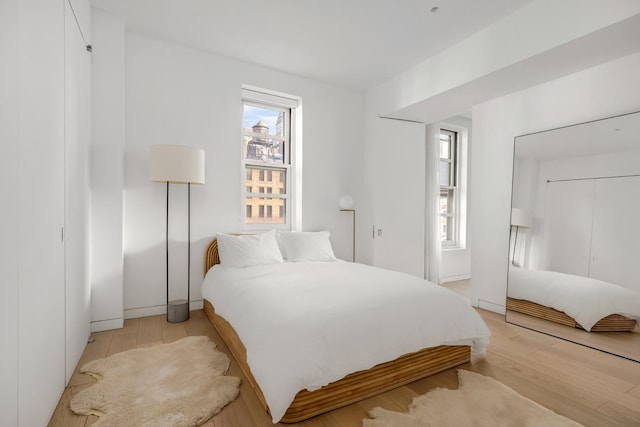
{"left": 70, "top": 336, "right": 240, "bottom": 427}
{"left": 363, "top": 370, "right": 583, "bottom": 427}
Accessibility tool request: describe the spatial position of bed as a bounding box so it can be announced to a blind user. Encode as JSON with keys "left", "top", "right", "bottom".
{"left": 201, "top": 231, "right": 490, "bottom": 423}
{"left": 507, "top": 266, "right": 639, "bottom": 332}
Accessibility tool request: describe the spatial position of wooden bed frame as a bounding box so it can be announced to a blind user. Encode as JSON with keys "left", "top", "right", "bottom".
{"left": 203, "top": 238, "right": 471, "bottom": 423}
{"left": 506, "top": 297, "right": 636, "bottom": 332}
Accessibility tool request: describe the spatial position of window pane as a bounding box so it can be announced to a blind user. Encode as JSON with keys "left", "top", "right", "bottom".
{"left": 243, "top": 104, "right": 286, "bottom": 164}
{"left": 243, "top": 105, "right": 284, "bottom": 136}
{"left": 439, "top": 161, "right": 451, "bottom": 186}
{"left": 440, "top": 189, "right": 454, "bottom": 215}
{"left": 244, "top": 197, "right": 286, "bottom": 224}
{"left": 439, "top": 189, "right": 455, "bottom": 242}
{"left": 439, "top": 192, "right": 449, "bottom": 216}
{"left": 440, "top": 215, "right": 454, "bottom": 242}
{"left": 245, "top": 166, "right": 286, "bottom": 195}
{"left": 440, "top": 136, "right": 451, "bottom": 159}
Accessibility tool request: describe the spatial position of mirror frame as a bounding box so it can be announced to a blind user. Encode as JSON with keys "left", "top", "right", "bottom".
{"left": 505, "top": 110, "right": 640, "bottom": 363}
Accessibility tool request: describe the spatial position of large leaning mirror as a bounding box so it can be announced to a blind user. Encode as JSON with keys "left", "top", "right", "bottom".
{"left": 506, "top": 111, "right": 640, "bottom": 362}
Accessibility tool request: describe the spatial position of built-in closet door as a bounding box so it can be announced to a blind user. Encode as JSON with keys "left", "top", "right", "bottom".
{"left": 371, "top": 117, "right": 425, "bottom": 277}
{"left": 17, "top": 0, "right": 66, "bottom": 425}
{"left": 541, "top": 179, "right": 595, "bottom": 276}
{"left": 589, "top": 176, "right": 640, "bottom": 292}
{"left": 64, "top": 0, "right": 92, "bottom": 384}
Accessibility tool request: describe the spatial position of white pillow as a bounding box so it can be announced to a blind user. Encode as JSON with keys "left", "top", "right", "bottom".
{"left": 216, "top": 230, "right": 283, "bottom": 268}
{"left": 277, "top": 230, "right": 337, "bottom": 262}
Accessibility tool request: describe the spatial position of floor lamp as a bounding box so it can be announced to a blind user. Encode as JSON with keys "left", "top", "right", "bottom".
{"left": 511, "top": 208, "right": 531, "bottom": 267}
{"left": 339, "top": 196, "right": 356, "bottom": 262}
{"left": 150, "top": 145, "right": 205, "bottom": 323}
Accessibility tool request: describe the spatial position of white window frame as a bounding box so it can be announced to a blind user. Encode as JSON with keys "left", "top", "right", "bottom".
{"left": 241, "top": 86, "right": 302, "bottom": 231}
{"left": 439, "top": 124, "right": 468, "bottom": 250}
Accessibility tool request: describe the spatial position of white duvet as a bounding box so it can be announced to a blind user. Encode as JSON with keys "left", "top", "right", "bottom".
{"left": 202, "top": 261, "right": 490, "bottom": 423}
{"left": 508, "top": 266, "right": 640, "bottom": 331}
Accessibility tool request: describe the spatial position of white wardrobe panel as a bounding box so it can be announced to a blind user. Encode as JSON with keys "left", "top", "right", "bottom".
{"left": 17, "top": 0, "right": 66, "bottom": 425}
{"left": 541, "top": 179, "right": 595, "bottom": 276}
{"left": 0, "top": 0, "right": 19, "bottom": 424}
{"left": 371, "top": 117, "right": 425, "bottom": 277}
{"left": 589, "top": 176, "right": 640, "bottom": 292}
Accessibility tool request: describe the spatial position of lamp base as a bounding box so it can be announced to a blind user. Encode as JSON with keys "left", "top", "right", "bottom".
{"left": 167, "top": 299, "right": 189, "bottom": 323}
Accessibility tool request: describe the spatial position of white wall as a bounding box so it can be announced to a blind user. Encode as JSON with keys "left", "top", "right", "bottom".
{"left": 90, "top": 9, "right": 125, "bottom": 332}
{"left": 470, "top": 52, "right": 640, "bottom": 313}
{"left": 112, "top": 32, "right": 364, "bottom": 318}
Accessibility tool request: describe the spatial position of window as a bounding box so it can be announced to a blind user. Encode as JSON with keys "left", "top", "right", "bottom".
{"left": 439, "top": 129, "right": 458, "bottom": 247}
{"left": 242, "top": 88, "right": 299, "bottom": 228}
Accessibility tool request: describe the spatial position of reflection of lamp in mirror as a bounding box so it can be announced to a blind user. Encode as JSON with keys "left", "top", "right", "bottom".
{"left": 511, "top": 208, "right": 531, "bottom": 266}
{"left": 151, "top": 144, "right": 205, "bottom": 323}
{"left": 339, "top": 196, "right": 356, "bottom": 262}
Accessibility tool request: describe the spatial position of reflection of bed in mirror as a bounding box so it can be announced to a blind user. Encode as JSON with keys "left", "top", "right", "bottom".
{"left": 506, "top": 267, "right": 639, "bottom": 332}
{"left": 506, "top": 110, "right": 640, "bottom": 362}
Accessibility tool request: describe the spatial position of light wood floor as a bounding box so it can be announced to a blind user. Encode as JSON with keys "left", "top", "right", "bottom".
{"left": 49, "top": 308, "right": 640, "bottom": 427}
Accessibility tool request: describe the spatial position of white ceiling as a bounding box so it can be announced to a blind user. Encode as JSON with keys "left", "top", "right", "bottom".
{"left": 89, "top": 0, "right": 534, "bottom": 91}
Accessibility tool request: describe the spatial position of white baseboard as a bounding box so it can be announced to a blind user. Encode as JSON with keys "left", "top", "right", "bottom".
{"left": 441, "top": 273, "right": 471, "bottom": 283}
{"left": 91, "top": 318, "right": 124, "bottom": 332}
{"left": 124, "top": 305, "right": 165, "bottom": 319}
{"left": 124, "top": 300, "right": 205, "bottom": 320}
{"left": 476, "top": 299, "right": 506, "bottom": 315}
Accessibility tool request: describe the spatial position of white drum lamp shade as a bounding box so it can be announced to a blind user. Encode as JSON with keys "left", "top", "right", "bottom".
{"left": 150, "top": 144, "right": 205, "bottom": 184}
{"left": 511, "top": 208, "right": 532, "bottom": 228}
{"left": 510, "top": 207, "right": 531, "bottom": 266}
{"left": 339, "top": 195, "right": 354, "bottom": 210}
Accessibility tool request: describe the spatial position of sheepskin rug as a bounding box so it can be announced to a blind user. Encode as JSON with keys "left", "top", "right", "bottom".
{"left": 363, "top": 370, "right": 583, "bottom": 427}
{"left": 70, "top": 336, "right": 241, "bottom": 427}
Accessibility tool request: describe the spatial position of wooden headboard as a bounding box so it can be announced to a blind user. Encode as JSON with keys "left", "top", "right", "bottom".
{"left": 204, "top": 238, "right": 220, "bottom": 274}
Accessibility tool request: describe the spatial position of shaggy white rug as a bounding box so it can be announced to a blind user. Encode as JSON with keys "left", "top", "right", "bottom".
{"left": 70, "top": 336, "right": 241, "bottom": 427}
{"left": 363, "top": 370, "right": 583, "bottom": 427}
